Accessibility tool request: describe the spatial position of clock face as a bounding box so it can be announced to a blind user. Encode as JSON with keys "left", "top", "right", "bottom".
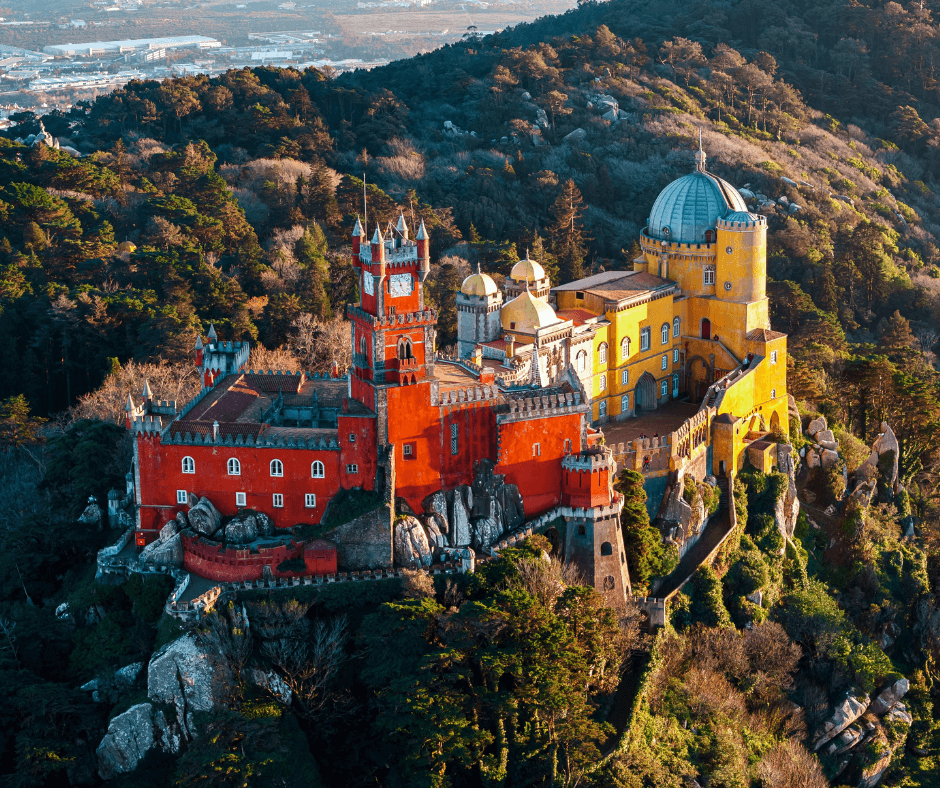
{"left": 362, "top": 271, "right": 374, "bottom": 296}
{"left": 390, "top": 273, "right": 413, "bottom": 298}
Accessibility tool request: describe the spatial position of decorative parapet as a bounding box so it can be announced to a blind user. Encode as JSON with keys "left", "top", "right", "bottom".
{"left": 433, "top": 382, "right": 500, "bottom": 407}
{"left": 497, "top": 390, "right": 585, "bottom": 424}
{"left": 348, "top": 303, "right": 436, "bottom": 328}
{"left": 562, "top": 446, "right": 615, "bottom": 473}
{"left": 161, "top": 430, "right": 341, "bottom": 449}
{"left": 716, "top": 214, "right": 766, "bottom": 230}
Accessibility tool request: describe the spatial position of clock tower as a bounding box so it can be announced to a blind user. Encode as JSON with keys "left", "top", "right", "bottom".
{"left": 347, "top": 214, "right": 435, "bottom": 417}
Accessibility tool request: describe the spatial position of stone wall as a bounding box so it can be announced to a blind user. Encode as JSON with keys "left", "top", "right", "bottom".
{"left": 329, "top": 504, "right": 394, "bottom": 570}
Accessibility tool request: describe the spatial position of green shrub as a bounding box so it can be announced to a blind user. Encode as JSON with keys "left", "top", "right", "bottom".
{"left": 124, "top": 573, "right": 175, "bottom": 624}
{"left": 689, "top": 565, "right": 731, "bottom": 628}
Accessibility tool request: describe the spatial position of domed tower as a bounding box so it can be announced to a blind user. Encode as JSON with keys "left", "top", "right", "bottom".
{"left": 456, "top": 266, "right": 503, "bottom": 358}
{"left": 505, "top": 254, "right": 551, "bottom": 301}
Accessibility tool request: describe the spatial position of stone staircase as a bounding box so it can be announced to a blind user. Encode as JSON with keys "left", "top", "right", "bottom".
{"left": 716, "top": 476, "right": 730, "bottom": 512}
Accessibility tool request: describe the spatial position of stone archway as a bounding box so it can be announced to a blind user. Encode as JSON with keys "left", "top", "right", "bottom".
{"left": 635, "top": 372, "right": 657, "bottom": 412}
{"left": 770, "top": 411, "right": 780, "bottom": 432}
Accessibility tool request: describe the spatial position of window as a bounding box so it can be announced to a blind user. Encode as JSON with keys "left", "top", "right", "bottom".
{"left": 661, "top": 354, "right": 668, "bottom": 370}
{"left": 176, "top": 490, "right": 188, "bottom": 504}
{"left": 771, "top": 389, "right": 777, "bottom": 399}
{"left": 348, "top": 433, "right": 356, "bottom": 443}
{"left": 450, "top": 424, "right": 459, "bottom": 455}
{"left": 532, "top": 443, "right": 541, "bottom": 457}
{"left": 673, "top": 317, "right": 681, "bottom": 338}
{"left": 305, "top": 493, "right": 317, "bottom": 508}
{"left": 564, "top": 438, "right": 572, "bottom": 453}
{"left": 236, "top": 492, "right": 246, "bottom": 507}
{"left": 270, "top": 459, "right": 283, "bottom": 477}
{"left": 576, "top": 291, "right": 584, "bottom": 300}
{"left": 621, "top": 337, "right": 630, "bottom": 360}
{"left": 227, "top": 458, "right": 241, "bottom": 476}
{"left": 576, "top": 524, "right": 586, "bottom": 536}
{"left": 599, "top": 401, "right": 607, "bottom": 417}
{"left": 673, "top": 374, "right": 679, "bottom": 397}
{"left": 704, "top": 266, "right": 716, "bottom": 286}
{"left": 598, "top": 343, "right": 608, "bottom": 364}
{"left": 771, "top": 350, "right": 778, "bottom": 364}
{"left": 397, "top": 337, "right": 413, "bottom": 359}
{"left": 673, "top": 348, "right": 680, "bottom": 364}
{"left": 621, "top": 369, "right": 629, "bottom": 385}
{"left": 601, "top": 541, "right": 613, "bottom": 556}
{"left": 661, "top": 323, "right": 669, "bottom": 344}
{"left": 346, "top": 464, "right": 359, "bottom": 474}
{"left": 403, "top": 443, "right": 415, "bottom": 459}
{"left": 599, "top": 374, "right": 607, "bottom": 391}
{"left": 182, "top": 456, "right": 195, "bottom": 474}
{"left": 621, "top": 393, "right": 629, "bottom": 412}
{"left": 660, "top": 380, "right": 668, "bottom": 397}
{"left": 640, "top": 328, "right": 651, "bottom": 351}
{"left": 273, "top": 493, "right": 283, "bottom": 508}
{"left": 311, "top": 461, "right": 325, "bottom": 478}
{"left": 576, "top": 350, "right": 587, "bottom": 373}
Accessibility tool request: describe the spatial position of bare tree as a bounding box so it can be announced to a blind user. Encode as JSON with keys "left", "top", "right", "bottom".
{"left": 756, "top": 739, "right": 828, "bottom": 788}
{"left": 261, "top": 615, "right": 351, "bottom": 723}
{"left": 289, "top": 314, "right": 352, "bottom": 374}
{"left": 248, "top": 345, "right": 302, "bottom": 372}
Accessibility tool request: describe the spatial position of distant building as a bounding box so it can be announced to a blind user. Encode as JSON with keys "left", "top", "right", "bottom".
{"left": 43, "top": 35, "right": 221, "bottom": 57}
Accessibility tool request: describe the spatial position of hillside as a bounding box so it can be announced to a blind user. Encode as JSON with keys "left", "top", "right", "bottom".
{"left": 0, "top": 0, "right": 939, "bottom": 785}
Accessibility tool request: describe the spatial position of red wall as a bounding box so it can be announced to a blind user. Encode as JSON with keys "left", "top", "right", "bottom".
{"left": 385, "top": 380, "right": 443, "bottom": 511}
{"left": 439, "top": 403, "right": 497, "bottom": 490}
{"left": 182, "top": 535, "right": 336, "bottom": 582}
{"left": 337, "top": 413, "right": 378, "bottom": 490}
{"left": 137, "top": 436, "right": 346, "bottom": 534}
{"left": 495, "top": 413, "right": 582, "bottom": 516}
{"left": 562, "top": 467, "right": 611, "bottom": 508}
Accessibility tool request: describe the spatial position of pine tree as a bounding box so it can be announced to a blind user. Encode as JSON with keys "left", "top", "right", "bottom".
{"left": 548, "top": 180, "right": 588, "bottom": 283}
{"left": 879, "top": 310, "right": 916, "bottom": 360}
{"left": 615, "top": 469, "right": 669, "bottom": 589}
{"left": 295, "top": 224, "right": 332, "bottom": 319}
{"left": 530, "top": 233, "right": 560, "bottom": 285}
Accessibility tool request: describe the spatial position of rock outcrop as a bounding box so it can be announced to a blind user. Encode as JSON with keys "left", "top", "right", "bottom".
{"left": 869, "top": 677, "right": 909, "bottom": 716}
{"left": 394, "top": 516, "right": 433, "bottom": 568}
{"left": 814, "top": 690, "right": 870, "bottom": 750}
{"left": 775, "top": 444, "right": 800, "bottom": 539}
{"left": 188, "top": 497, "right": 222, "bottom": 538}
{"left": 139, "top": 524, "right": 183, "bottom": 566}
{"left": 96, "top": 703, "right": 181, "bottom": 779}
{"left": 329, "top": 504, "right": 393, "bottom": 570}
{"left": 247, "top": 668, "right": 292, "bottom": 704}
{"left": 78, "top": 497, "right": 103, "bottom": 528}
{"left": 224, "top": 510, "right": 274, "bottom": 544}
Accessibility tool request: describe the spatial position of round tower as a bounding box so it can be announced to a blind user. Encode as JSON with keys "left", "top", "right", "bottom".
{"left": 715, "top": 212, "right": 767, "bottom": 303}
{"left": 456, "top": 267, "right": 502, "bottom": 359}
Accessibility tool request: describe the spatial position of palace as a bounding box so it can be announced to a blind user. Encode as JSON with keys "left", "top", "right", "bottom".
{"left": 129, "top": 145, "right": 789, "bottom": 601}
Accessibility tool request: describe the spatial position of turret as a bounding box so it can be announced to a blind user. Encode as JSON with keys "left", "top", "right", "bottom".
{"left": 351, "top": 216, "right": 363, "bottom": 257}
{"left": 371, "top": 226, "right": 386, "bottom": 279}
{"left": 207, "top": 323, "right": 218, "bottom": 343}
{"left": 142, "top": 379, "right": 153, "bottom": 403}
{"left": 416, "top": 219, "right": 430, "bottom": 282}
{"left": 396, "top": 212, "right": 409, "bottom": 243}
{"left": 194, "top": 335, "right": 204, "bottom": 367}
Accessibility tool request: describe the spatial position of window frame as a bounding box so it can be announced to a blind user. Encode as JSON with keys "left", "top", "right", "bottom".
{"left": 621, "top": 369, "right": 629, "bottom": 385}
{"left": 598, "top": 343, "right": 608, "bottom": 364}
{"left": 346, "top": 463, "right": 359, "bottom": 474}
{"left": 227, "top": 458, "right": 241, "bottom": 476}
{"left": 273, "top": 493, "right": 284, "bottom": 508}
{"left": 235, "top": 492, "right": 246, "bottom": 507}
{"left": 673, "top": 317, "right": 680, "bottom": 338}
{"left": 704, "top": 265, "right": 716, "bottom": 286}
{"left": 621, "top": 393, "right": 629, "bottom": 412}
{"left": 305, "top": 493, "right": 317, "bottom": 508}
{"left": 661, "top": 354, "right": 668, "bottom": 371}
{"left": 640, "top": 327, "right": 651, "bottom": 351}
{"left": 598, "top": 400, "right": 608, "bottom": 417}
{"left": 620, "top": 337, "right": 630, "bottom": 360}
{"left": 660, "top": 380, "right": 668, "bottom": 397}
{"left": 311, "top": 460, "right": 325, "bottom": 478}
{"left": 599, "top": 374, "right": 607, "bottom": 391}
{"left": 771, "top": 350, "right": 778, "bottom": 364}
{"left": 576, "top": 350, "right": 587, "bottom": 373}
{"left": 270, "top": 459, "right": 283, "bottom": 477}
{"left": 182, "top": 456, "right": 195, "bottom": 474}
{"left": 532, "top": 443, "right": 541, "bottom": 457}
{"left": 673, "top": 348, "right": 680, "bottom": 364}
{"left": 661, "top": 323, "right": 669, "bottom": 345}
{"left": 176, "top": 489, "right": 188, "bottom": 504}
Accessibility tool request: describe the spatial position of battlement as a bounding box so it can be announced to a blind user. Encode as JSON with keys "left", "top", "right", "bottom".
{"left": 433, "top": 382, "right": 501, "bottom": 407}
{"left": 161, "top": 429, "right": 341, "bottom": 449}
{"left": 717, "top": 214, "right": 766, "bottom": 230}
{"left": 498, "top": 390, "right": 584, "bottom": 424}
{"left": 348, "top": 303, "right": 435, "bottom": 328}
{"left": 562, "top": 447, "right": 614, "bottom": 473}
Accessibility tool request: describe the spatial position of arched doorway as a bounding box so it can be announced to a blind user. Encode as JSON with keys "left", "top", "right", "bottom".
{"left": 770, "top": 411, "right": 780, "bottom": 433}
{"left": 635, "top": 372, "right": 657, "bottom": 412}
{"left": 701, "top": 318, "right": 711, "bottom": 340}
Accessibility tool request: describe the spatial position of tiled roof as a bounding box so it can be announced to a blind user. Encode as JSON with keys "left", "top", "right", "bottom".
{"left": 553, "top": 270, "right": 673, "bottom": 303}
{"left": 746, "top": 328, "right": 786, "bottom": 341}
{"left": 244, "top": 372, "right": 303, "bottom": 394}
{"left": 555, "top": 308, "right": 596, "bottom": 326}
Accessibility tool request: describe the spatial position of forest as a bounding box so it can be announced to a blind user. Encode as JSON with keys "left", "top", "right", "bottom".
{"left": 1, "top": 0, "right": 940, "bottom": 784}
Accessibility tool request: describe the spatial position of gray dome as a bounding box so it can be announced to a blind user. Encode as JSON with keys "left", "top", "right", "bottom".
{"left": 647, "top": 171, "right": 748, "bottom": 244}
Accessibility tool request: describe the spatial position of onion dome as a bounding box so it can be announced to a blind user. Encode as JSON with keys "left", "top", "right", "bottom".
{"left": 460, "top": 271, "right": 498, "bottom": 297}
{"left": 501, "top": 288, "right": 560, "bottom": 334}
{"left": 646, "top": 141, "right": 747, "bottom": 244}
{"left": 509, "top": 256, "right": 546, "bottom": 283}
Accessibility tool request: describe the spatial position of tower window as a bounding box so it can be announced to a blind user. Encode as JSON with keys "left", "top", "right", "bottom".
{"left": 182, "top": 456, "right": 195, "bottom": 474}
{"left": 661, "top": 380, "right": 668, "bottom": 397}
{"left": 577, "top": 524, "right": 586, "bottom": 536}
{"left": 176, "top": 490, "right": 188, "bottom": 504}
{"left": 270, "top": 459, "right": 283, "bottom": 477}
{"left": 599, "top": 401, "right": 607, "bottom": 417}
{"left": 450, "top": 424, "right": 459, "bottom": 456}
{"left": 621, "top": 337, "right": 630, "bottom": 360}
{"left": 704, "top": 266, "right": 716, "bottom": 286}
{"left": 398, "top": 337, "right": 413, "bottom": 359}
{"left": 576, "top": 291, "right": 584, "bottom": 300}
{"left": 640, "top": 328, "right": 651, "bottom": 351}
{"left": 346, "top": 464, "right": 359, "bottom": 474}
{"left": 771, "top": 389, "right": 777, "bottom": 399}
{"left": 311, "top": 461, "right": 325, "bottom": 478}
{"left": 673, "top": 317, "right": 680, "bottom": 338}
{"left": 403, "top": 443, "right": 415, "bottom": 459}
{"left": 305, "top": 493, "right": 317, "bottom": 508}
{"left": 227, "top": 458, "right": 241, "bottom": 476}
{"left": 673, "top": 348, "right": 680, "bottom": 363}
{"left": 673, "top": 374, "right": 679, "bottom": 397}
{"left": 601, "top": 541, "right": 613, "bottom": 556}
{"left": 661, "top": 323, "right": 669, "bottom": 345}
{"left": 598, "top": 343, "right": 608, "bottom": 364}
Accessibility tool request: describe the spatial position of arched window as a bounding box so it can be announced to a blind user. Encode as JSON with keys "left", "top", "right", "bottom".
{"left": 397, "top": 337, "right": 413, "bottom": 359}
{"left": 311, "top": 460, "right": 325, "bottom": 478}
{"left": 661, "top": 323, "right": 669, "bottom": 345}
{"left": 270, "top": 459, "right": 283, "bottom": 477}
{"left": 621, "top": 393, "right": 630, "bottom": 412}
{"left": 600, "top": 541, "right": 613, "bottom": 556}
{"left": 704, "top": 229, "right": 715, "bottom": 244}
{"left": 598, "top": 401, "right": 607, "bottom": 417}
{"left": 576, "top": 524, "right": 586, "bottom": 536}
{"left": 182, "top": 456, "right": 195, "bottom": 474}
{"left": 576, "top": 350, "right": 587, "bottom": 373}
{"left": 660, "top": 380, "right": 668, "bottom": 397}
{"left": 661, "top": 354, "right": 668, "bottom": 370}
{"left": 599, "top": 374, "right": 607, "bottom": 391}
{"left": 227, "top": 458, "right": 241, "bottom": 476}
{"left": 673, "top": 317, "right": 680, "bottom": 338}
{"left": 598, "top": 343, "right": 608, "bottom": 364}
{"left": 359, "top": 335, "right": 366, "bottom": 355}
{"left": 620, "top": 337, "right": 630, "bottom": 360}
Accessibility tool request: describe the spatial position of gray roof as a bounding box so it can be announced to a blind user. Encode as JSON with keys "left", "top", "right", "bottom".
{"left": 647, "top": 171, "right": 747, "bottom": 244}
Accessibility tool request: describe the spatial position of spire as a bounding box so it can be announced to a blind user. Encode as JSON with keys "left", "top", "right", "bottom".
{"left": 207, "top": 323, "right": 218, "bottom": 341}
{"left": 352, "top": 216, "right": 363, "bottom": 237}
{"left": 415, "top": 219, "right": 428, "bottom": 240}
{"left": 371, "top": 225, "right": 383, "bottom": 244}
{"left": 195, "top": 335, "right": 203, "bottom": 350}
{"left": 125, "top": 393, "right": 134, "bottom": 412}
{"left": 142, "top": 379, "right": 153, "bottom": 400}
{"left": 396, "top": 212, "right": 407, "bottom": 234}
{"left": 695, "top": 129, "right": 706, "bottom": 173}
